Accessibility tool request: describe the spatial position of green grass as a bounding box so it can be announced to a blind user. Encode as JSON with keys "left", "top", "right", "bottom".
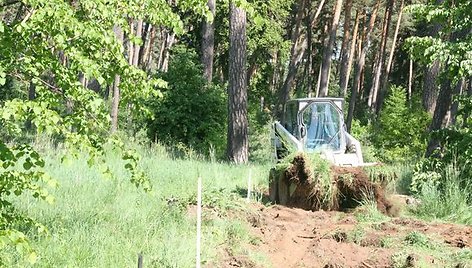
{"left": 412, "top": 165, "right": 472, "bottom": 225}
{"left": 7, "top": 144, "right": 269, "bottom": 267}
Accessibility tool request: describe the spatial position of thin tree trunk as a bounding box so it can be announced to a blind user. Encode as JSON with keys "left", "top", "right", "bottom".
{"left": 111, "top": 26, "right": 124, "bottom": 133}
{"left": 227, "top": 1, "right": 248, "bottom": 164}
{"left": 306, "top": 6, "right": 314, "bottom": 96}
{"left": 369, "top": 0, "right": 394, "bottom": 112}
{"left": 160, "top": 31, "right": 175, "bottom": 72}
{"left": 247, "top": 61, "right": 258, "bottom": 87}
{"left": 341, "top": 10, "right": 360, "bottom": 97}
{"left": 380, "top": 0, "right": 404, "bottom": 100}
{"left": 277, "top": 0, "right": 307, "bottom": 114}
{"left": 385, "top": 0, "right": 403, "bottom": 77}
{"left": 157, "top": 27, "right": 166, "bottom": 69}
{"left": 128, "top": 19, "right": 135, "bottom": 65}
{"left": 346, "top": 2, "right": 379, "bottom": 132}
{"left": 138, "top": 23, "right": 150, "bottom": 66}
{"left": 132, "top": 19, "right": 143, "bottom": 67}
{"left": 316, "top": 63, "right": 322, "bottom": 97}
{"left": 318, "top": 0, "right": 343, "bottom": 97}
{"left": 408, "top": 58, "right": 413, "bottom": 103}
{"left": 201, "top": 0, "right": 216, "bottom": 83}
{"left": 463, "top": 78, "right": 472, "bottom": 127}
{"left": 269, "top": 51, "right": 279, "bottom": 93}
{"left": 338, "top": 0, "right": 353, "bottom": 97}
{"left": 141, "top": 25, "right": 156, "bottom": 70}
{"left": 448, "top": 78, "right": 465, "bottom": 126}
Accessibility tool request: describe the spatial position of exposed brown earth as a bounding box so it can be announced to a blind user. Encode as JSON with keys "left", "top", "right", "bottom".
{"left": 216, "top": 203, "right": 472, "bottom": 268}
{"left": 278, "top": 154, "right": 395, "bottom": 215}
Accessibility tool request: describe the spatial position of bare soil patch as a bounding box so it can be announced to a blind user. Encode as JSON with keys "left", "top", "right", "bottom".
{"left": 228, "top": 203, "right": 472, "bottom": 268}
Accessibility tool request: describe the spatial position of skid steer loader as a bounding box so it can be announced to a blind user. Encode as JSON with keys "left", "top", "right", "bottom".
{"left": 269, "top": 98, "right": 376, "bottom": 206}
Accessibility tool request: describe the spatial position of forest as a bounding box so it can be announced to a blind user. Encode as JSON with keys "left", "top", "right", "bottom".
{"left": 0, "top": 0, "right": 471, "bottom": 266}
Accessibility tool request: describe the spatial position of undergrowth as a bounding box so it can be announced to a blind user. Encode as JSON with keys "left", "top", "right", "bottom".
{"left": 6, "top": 142, "right": 269, "bottom": 267}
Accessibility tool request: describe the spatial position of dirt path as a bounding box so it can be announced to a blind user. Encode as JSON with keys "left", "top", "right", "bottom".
{"left": 225, "top": 204, "right": 472, "bottom": 268}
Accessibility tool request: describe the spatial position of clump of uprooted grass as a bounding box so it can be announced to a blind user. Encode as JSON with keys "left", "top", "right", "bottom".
{"left": 273, "top": 152, "right": 394, "bottom": 214}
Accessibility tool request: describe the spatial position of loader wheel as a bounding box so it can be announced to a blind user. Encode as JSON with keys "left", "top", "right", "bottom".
{"left": 268, "top": 168, "right": 278, "bottom": 203}
{"left": 278, "top": 173, "right": 290, "bottom": 205}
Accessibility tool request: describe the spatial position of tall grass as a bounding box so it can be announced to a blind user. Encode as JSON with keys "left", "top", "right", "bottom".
{"left": 9, "top": 143, "right": 269, "bottom": 267}
{"left": 413, "top": 164, "right": 472, "bottom": 225}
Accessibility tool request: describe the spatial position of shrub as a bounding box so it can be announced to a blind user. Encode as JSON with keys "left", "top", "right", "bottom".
{"left": 371, "top": 85, "right": 430, "bottom": 163}
{"left": 146, "top": 46, "right": 226, "bottom": 157}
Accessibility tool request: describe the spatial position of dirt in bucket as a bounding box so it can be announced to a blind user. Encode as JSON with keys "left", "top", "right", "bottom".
{"left": 277, "top": 154, "right": 395, "bottom": 215}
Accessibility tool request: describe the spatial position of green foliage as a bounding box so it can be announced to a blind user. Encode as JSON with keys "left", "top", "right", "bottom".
{"left": 348, "top": 226, "right": 365, "bottom": 245}
{"left": 248, "top": 119, "right": 273, "bottom": 164}
{"left": 410, "top": 95, "right": 472, "bottom": 224}
{"left": 406, "top": 0, "right": 472, "bottom": 80}
{"left": 146, "top": 46, "right": 226, "bottom": 156}
{"left": 404, "top": 231, "right": 433, "bottom": 249}
{"left": 371, "top": 85, "right": 430, "bottom": 163}
{"left": 411, "top": 163, "right": 472, "bottom": 225}
{"left": 355, "top": 200, "right": 390, "bottom": 223}
{"left": 0, "top": 0, "right": 211, "bottom": 263}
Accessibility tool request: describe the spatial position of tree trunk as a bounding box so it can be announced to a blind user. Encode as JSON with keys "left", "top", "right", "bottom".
{"left": 341, "top": 10, "right": 360, "bottom": 97}
{"left": 305, "top": 6, "right": 314, "bottom": 96}
{"left": 318, "top": 0, "right": 343, "bottom": 97}
{"left": 111, "top": 26, "right": 124, "bottom": 133}
{"left": 159, "top": 30, "right": 175, "bottom": 72}
{"left": 381, "top": 0, "right": 404, "bottom": 99}
{"left": 128, "top": 19, "right": 135, "bottom": 65}
{"left": 138, "top": 23, "right": 150, "bottom": 67}
{"left": 132, "top": 19, "right": 143, "bottom": 67}
{"left": 141, "top": 25, "right": 156, "bottom": 70}
{"left": 346, "top": 2, "right": 380, "bottom": 132}
{"left": 463, "top": 78, "right": 472, "bottom": 127}
{"left": 425, "top": 74, "right": 453, "bottom": 156}
{"left": 408, "top": 58, "right": 413, "bottom": 103}
{"left": 423, "top": 60, "right": 441, "bottom": 114}
{"left": 422, "top": 0, "right": 444, "bottom": 114}
{"left": 448, "top": 78, "right": 465, "bottom": 126}
{"left": 369, "top": 0, "right": 394, "bottom": 112}
{"left": 338, "top": 0, "right": 353, "bottom": 97}
{"left": 227, "top": 2, "right": 248, "bottom": 164}
{"left": 277, "top": 0, "right": 307, "bottom": 114}
{"left": 201, "top": 0, "right": 216, "bottom": 83}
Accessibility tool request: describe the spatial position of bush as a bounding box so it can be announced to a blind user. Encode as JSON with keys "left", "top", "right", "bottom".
{"left": 371, "top": 85, "right": 430, "bottom": 163}
{"left": 146, "top": 46, "right": 226, "bottom": 157}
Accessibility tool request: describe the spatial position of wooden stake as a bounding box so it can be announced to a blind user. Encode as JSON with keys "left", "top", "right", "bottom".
{"left": 247, "top": 169, "right": 252, "bottom": 202}
{"left": 137, "top": 253, "right": 143, "bottom": 268}
{"left": 196, "top": 177, "right": 202, "bottom": 268}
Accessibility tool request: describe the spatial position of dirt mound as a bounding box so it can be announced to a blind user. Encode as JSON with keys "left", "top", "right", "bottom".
{"left": 277, "top": 154, "right": 394, "bottom": 214}
{"left": 332, "top": 166, "right": 395, "bottom": 216}
{"left": 285, "top": 154, "right": 312, "bottom": 184}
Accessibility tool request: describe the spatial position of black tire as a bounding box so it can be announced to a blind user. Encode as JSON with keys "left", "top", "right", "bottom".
{"left": 268, "top": 168, "right": 278, "bottom": 203}
{"left": 278, "top": 173, "right": 290, "bottom": 205}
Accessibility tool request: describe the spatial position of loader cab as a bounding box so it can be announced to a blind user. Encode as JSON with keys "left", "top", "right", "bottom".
{"left": 282, "top": 98, "right": 346, "bottom": 153}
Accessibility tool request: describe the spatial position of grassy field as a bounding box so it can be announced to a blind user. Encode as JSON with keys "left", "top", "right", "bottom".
{"left": 10, "top": 144, "right": 270, "bottom": 267}
{"left": 5, "top": 141, "right": 472, "bottom": 267}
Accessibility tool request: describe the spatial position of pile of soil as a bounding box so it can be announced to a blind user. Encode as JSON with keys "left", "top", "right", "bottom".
{"left": 277, "top": 154, "right": 394, "bottom": 215}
